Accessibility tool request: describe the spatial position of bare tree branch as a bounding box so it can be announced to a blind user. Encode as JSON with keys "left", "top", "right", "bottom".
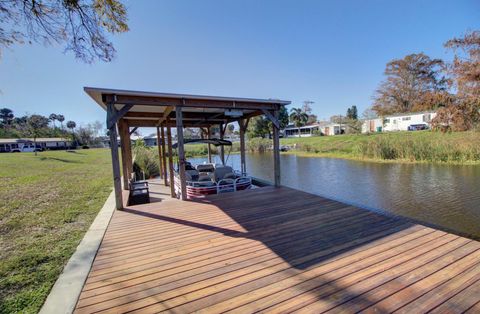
{"left": 0, "top": 0, "right": 128, "bottom": 63}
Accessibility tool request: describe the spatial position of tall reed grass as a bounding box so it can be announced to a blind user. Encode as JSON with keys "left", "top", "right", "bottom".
{"left": 353, "top": 132, "right": 480, "bottom": 163}
{"left": 132, "top": 142, "right": 159, "bottom": 178}
{"left": 282, "top": 131, "right": 480, "bottom": 163}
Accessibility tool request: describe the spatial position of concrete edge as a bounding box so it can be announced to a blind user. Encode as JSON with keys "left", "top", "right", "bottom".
{"left": 40, "top": 190, "right": 116, "bottom": 314}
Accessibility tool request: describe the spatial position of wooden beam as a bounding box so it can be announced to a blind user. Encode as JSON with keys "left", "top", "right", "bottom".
{"left": 272, "top": 110, "right": 281, "bottom": 187}
{"left": 113, "top": 94, "right": 281, "bottom": 110}
{"left": 125, "top": 110, "right": 262, "bottom": 125}
{"left": 157, "top": 106, "right": 174, "bottom": 126}
{"left": 106, "top": 103, "right": 123, "bottom": 209}
{"left": 262, "top": 109, "right": 280, "bottom": 129}
{"left": 226, "top": 110, "right": 262, "bottom": 125}
{"left": 192, "top": 112, "right": 225, "bottom": 127}
{"left": 125, "top": 119, "right": 212, "bottom": 128}
{"left": 129, "top": 127, "right": 138, "bottom": 135}
{"left": 175, "top": 106, "right": 187, "bottom": 200}
{"left": 107, "top": 104, "right": 133, "bottom": 129}
{"left": 166, "top": 124, "right": 176, "bottom": 198}
{"left": 160, "top": 125, "right": 168, "bottom": 187}
{"left": 244, "top": 117, "right": 251, "bottom": 130}
{"left": 125, "top": 111, "right": 224, "bottom": 120}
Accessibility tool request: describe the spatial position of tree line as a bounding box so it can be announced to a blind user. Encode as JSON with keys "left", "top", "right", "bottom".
{"left": 370, "top": 30, "right": 480, "bottom": 132}
{"left": 0, "top": 108, "right": 104, "bottom": 147}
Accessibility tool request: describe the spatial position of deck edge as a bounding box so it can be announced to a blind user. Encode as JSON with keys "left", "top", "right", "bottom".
{"left": 39, "top": 189, "right": 116, "bottom": 314}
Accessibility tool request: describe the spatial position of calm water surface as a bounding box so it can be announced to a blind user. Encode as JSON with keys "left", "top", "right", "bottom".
{"left": 190, "top": 153, "right": 480, "bottom": 239}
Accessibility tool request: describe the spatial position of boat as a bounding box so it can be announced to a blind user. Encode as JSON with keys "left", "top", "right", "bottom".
{"left": 172, "top": 139, "right": 253, "bottom": 199}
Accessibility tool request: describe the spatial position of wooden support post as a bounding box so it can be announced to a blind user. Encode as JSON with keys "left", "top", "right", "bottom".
{"left": 156, "top": 126, "right": 164, "bottom": 180}
{"left": 219, "top": 123, "right": 225, "bottom": 165}
{"left": 207, "top": 126, "right": 212, "bottom": 163}
{"left": 107, "top": 103, "right": 123, "bottom": 209}
{"left": 239, "top": 119, "right": 249, "bottom": 175}
{"left": 160, "top": 125, "right": 168, "bottom": 186}
{"left": 166, "top": 124, "right": 176, "bottom": 198}
{"left": 118, "top": 119, "right": 130, "bottom": 190}
{"left": 176, "top": 106, "right": 187, "bottom": 200}
{"left": 272, "top": 110, "right": 281, "bottom": 187}
{"left": 126, "top": 130, "right": 133, "bottom": 178}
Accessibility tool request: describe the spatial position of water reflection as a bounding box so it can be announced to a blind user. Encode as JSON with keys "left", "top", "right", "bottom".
{"left": 189, "top": 153, "right": 480, "bottom": 238}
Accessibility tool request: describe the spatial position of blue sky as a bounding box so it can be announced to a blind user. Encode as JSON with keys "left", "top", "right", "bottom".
{"left": 0, "top": 0, "right": 479, "bottom": 132}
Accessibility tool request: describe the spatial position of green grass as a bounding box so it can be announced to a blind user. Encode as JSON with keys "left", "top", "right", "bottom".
{"left": 176, "top": 131, "right": 480, "bottom": 164}
{"left": 280, "top": 131, "right": 480, "bottom": 164}
{"left": 0, "top": 149, "right": 112, "bottom": 314}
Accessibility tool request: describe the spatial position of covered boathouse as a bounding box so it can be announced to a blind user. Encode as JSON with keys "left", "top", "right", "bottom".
{"left": 84, "top": 86, "right": 289, "bottom": 208}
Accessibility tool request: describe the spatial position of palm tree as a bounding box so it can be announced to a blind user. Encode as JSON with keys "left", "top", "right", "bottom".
{"left": 66, "top": 120, "right": 76, "bottom": 132}
{"left": 0, "top": 108, "right": 14, "bottom": 128}
{"left": 57, "top": 114, "right": 65, "bottom": 131}
{"left": 66, "top": 120, "right": 77, "bottom": 147}
{"left": 289, "top": 107, "right": 308, "bottom": 137}
{"left": 49, "top": 113, "right": 57, "bottom": 128}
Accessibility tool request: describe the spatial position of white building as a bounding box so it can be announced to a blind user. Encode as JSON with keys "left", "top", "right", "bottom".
{"left": 283, "top": 122, "right": 345, "bottom": 137}
{"left": 0, "top": 137, "right": 72, "bottom": 152}
{"left": 362, "top": 111, "right": 437, "bottom": 133}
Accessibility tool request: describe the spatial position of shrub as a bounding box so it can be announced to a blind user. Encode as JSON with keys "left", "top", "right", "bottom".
{"left": 247, "top": 138, "right": 271, "bottom": 152}
{"left": 132, "top": 145, "right": 159, "bottom": 179}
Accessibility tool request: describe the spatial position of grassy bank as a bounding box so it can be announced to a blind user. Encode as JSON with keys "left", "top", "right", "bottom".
{"left": 0, "top": 149, "right": 112, "bottom": 313}
{"left": 280, "top": 131, "right": 480, "bottom": 164}
{"left": 182, "top": 131, "right": 480, "bottom": 164}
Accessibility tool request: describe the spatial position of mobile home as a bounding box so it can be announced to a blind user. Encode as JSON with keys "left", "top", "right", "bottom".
{"left": 0, "top": 138, "right": 72, "bottom": 152}
{"left": 362, "top": 111, "right": 437, "bottom": 133}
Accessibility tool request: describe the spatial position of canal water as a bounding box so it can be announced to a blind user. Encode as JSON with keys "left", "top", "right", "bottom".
{"left": 190, "top": 153, "right": 480, "bottom": 239}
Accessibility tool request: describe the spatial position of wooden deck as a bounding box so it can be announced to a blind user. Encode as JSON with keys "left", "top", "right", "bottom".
{"left": 74, "top": 180, "right": 480, "bottom": 313}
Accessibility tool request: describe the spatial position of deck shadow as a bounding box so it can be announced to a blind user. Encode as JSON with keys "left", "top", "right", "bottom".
{"left": 114, "top": 186, "right": 421, "bottom": 311}
{"left": 39, "top": 156, "right": 82, "bottom": 163}
{"left": 125, "top": 186, "right": 413, "bottom": 270}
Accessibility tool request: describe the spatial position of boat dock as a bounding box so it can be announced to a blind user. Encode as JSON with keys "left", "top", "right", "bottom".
{"left": 72, "top": 88, "right": 480, "bottom": 313}
{"left": 73, "top": 180, "right": 480, "bottom": 313}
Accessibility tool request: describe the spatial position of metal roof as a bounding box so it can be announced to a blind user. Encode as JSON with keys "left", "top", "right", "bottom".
{"left": 84, "top": 87, "right": 291, "bottom": 128}
{"left": 84, "top": 87, "right": 291, "bottom": 109}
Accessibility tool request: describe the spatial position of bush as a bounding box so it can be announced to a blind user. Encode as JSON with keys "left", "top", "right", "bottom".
{"left": 132, "top": 145, "right": 159, "bottom": 179}
{"left": 246, "top": 138, "right": 271, "bottom": 152}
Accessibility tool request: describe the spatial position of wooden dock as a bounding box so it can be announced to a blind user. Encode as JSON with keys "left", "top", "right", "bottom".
{"left": 74, "top": 180, "right": 480, "bottom": 313}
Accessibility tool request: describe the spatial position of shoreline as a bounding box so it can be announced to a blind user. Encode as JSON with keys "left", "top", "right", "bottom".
{"left": 186, "top": 150, "right": 480, "bottom": 166}
{"left": 280, "top": 150, "right": 480, "bottom": 165}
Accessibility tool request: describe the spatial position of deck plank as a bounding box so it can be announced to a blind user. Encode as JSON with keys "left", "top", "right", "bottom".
{"left": 73, "top": 180, "right": 480, "bottom": 314}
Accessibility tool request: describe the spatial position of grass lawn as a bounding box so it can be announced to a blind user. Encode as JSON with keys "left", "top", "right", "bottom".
{"left": 0, "top": 149, "right": 112, "bottom": 313}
